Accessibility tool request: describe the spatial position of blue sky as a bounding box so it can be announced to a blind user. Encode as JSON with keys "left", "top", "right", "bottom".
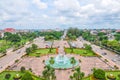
{"left": 0, "top": 0, "right": 120, "bottom": 29}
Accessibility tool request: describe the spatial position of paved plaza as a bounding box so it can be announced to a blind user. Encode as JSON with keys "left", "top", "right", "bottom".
{"left": 9, "top": 54, "right": 111, "bottom": 80}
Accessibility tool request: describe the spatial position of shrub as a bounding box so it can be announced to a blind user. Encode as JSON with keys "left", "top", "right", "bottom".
{"left": 114, "top": 65, "right": 119, "bottom": 69}
{"left": 20, "top": 66, "right": 26, "bottom": 72}
{"left": 5, "top": 73, "right": 11, "bottom": 79}
{"left": 15, "top": 59, "right": 19, "bottom": 63}
{"left": 93, "top": 69, "right": 105, "bottom": 80}
{"left": 29, "top": 68, "right": 32, "bottom": 72}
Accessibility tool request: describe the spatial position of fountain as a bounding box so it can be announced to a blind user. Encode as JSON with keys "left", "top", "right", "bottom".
{"left": 45, "top": 54, "right": 79, "bottom": 69}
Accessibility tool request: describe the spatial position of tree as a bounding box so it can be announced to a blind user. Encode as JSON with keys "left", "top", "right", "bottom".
{"left": 93, "top": 69, "right": 105, "bottom": 80}
{"left": 49, "top": 57, "right": 55, "bottom": 65}
{"left": 21, "top": 72, "right": 33, "bottom": 80}
{"left": 70, "top": 57, "right": 76, "bottom": 68}
{"left": 118, "top": 74, "right": 120, "bottom": 79}
{"left": 5, "top": 73, "right": 11, "bottom": 79}
{"left": 67, "top": 27, "right": 81, "bottom": 40}
{"left": 49, "top": 41, "right": 53, "bottom": 53}
{"left": 70, "top": 67, "right": 84, "bottom": 80}
{"left": 26, "top": 48, "right": 31, "bottom": 55}
{"left": 8, "top": 34, "right": 21, "bottom": 43}
{"left": 20, "top": 66, "right": 26, "bottom": 73}
{"left": 32, "top": 44, "right": 38, "bottom": 50}
{"left": 42, "top": 65, "right": 56, "bottom": 80}
{"left": 41, "top": 31, "right": 63, "bottom": 40}
{"left": 4, "top": 32, "right": 12, "bottom": 43}
{"left": 101, "top": 40, "right": 107, "bottom": 46}
{"left": 84, "top": 44, "right": 92, "bottom": 50}
{"left": 114, "top": 33, "right": 120, "bottom": 41}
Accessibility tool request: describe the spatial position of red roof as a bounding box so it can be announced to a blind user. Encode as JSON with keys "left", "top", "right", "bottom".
{"left": 116, "top": 30, "right": 120, "bottom": 33}
{"left": 4, "top": 28, "right": 15, "bottom": 32}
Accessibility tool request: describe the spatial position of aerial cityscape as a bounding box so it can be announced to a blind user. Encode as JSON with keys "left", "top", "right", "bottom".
{"left": 0, "top": 0, "right": 120, "bottom": 80}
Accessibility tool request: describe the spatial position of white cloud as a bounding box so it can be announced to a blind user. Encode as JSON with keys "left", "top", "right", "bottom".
{"left": 0, "top": 0, "right": 120, "bottom": 29}
{"left": 0, "top": 0, "right": 29, "bottom": 14}
{"left": 42, "top": 14, "right": 49, "bottom": 18}
{"left": 33, "top": 0, "right": 47, "bottom": 9}
{"left": 54, "top": 0, "right": 80, "bottom": 11}
{"left": 100, "top": 0, "right": 120, "bottom": 13}
{"left": 80, "top": 4, "right": 103, "bottom": 16}
{"left": 0, "top": 0, "right": 31, "bottom": 22}
{"left": 59, "top": 16, "right": 66, "bottom": 23}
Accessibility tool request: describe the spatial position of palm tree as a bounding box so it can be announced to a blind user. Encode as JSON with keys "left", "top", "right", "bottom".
{"left": 70, "top": 57, "right": 76, "bottom": 68}
{"left": 42, "top": 65, "right": 56, "bottom": 80}
{"left": 49, "top": 57, "right": 55, "bottom": 65}
{"left": 49, "top": 41, "right": 54, "bottom": 53}
{"left": 70, "top": 67, "right": 84, "bottom": 80}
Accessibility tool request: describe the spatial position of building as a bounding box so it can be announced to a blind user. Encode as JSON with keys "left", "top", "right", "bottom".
{"left": 116, "top": 30, "right": 120, "bottom": 33}
{"left": 90, "top": 30, "right": 98, "bottom": 35}
{"left": 4, "top": 28, "right": 16, "bottom": 34}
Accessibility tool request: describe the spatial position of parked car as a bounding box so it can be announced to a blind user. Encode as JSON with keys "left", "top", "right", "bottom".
{"left": 102, "top": 52, "right": 107, "bottom": 55}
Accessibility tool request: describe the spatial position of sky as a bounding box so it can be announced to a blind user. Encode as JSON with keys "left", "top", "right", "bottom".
{"left": 0, "top": 0, "right": 120, "bottom": 29}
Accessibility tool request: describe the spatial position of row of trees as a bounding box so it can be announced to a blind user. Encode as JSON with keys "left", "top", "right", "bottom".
{"left": 67, "top": 27, "right": 83, "bottom": 40}
{"left": 39, "top": 31, "right": 63, "bottom": 40}
{"left": 101, "top": 40, "right": 120, "bottom": 52}
{"left": 0, "top": 32, "right": 38, "bottom": 53}
{"left": 82, "top": 30, "right": 120, "bottom": 54}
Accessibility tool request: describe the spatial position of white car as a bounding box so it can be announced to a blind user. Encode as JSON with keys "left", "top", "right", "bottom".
{"left": 112, "top": 59, "right": 117, "bottom": 62}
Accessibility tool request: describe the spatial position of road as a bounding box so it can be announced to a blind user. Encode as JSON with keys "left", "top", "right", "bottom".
{"left": 61, "top": 30, "right": 67, "bottom": 40}
{"left": 0, "top": 37, "right": 44, "bottom": 72}
{"left": 77, "top": 37, "right": 120, "bottom": 68}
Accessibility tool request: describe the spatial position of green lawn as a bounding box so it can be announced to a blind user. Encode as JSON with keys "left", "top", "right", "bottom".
{"left": 0, "top": 71, "right": 43, "bottom": 80}
{"left": 28, "top": 48, "right": 56, "bottom": 56}
{"left": 65, "top": 48, "right": 96, "bottom": 56}
{"left": 83, "top": 76, "right": 90, "bottom": 80}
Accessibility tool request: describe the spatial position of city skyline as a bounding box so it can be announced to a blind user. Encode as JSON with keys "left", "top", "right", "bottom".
{"left": 0, "top": 0, "right": 120, "bottom": 29}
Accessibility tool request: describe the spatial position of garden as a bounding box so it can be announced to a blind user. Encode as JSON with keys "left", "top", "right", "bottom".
{"left": 65, "top": 48, "right": 96, "bottom": 56}
{"left": 0, "top": 71, "right": 44, "bottom": 80}
{"left": 85, "top": 69, "right": 120, "bottom": 80}
{"left": 28, "top": 48, "right": 56, "bottom": 57}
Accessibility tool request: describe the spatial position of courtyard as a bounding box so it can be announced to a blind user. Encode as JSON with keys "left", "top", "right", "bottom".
{"left": 8, "top": 54, "right": 112, "bottom": 80}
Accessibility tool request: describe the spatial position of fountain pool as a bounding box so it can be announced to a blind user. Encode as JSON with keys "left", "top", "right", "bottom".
{"left": 45, "top": 54, "right": 79, "bottom": 69}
